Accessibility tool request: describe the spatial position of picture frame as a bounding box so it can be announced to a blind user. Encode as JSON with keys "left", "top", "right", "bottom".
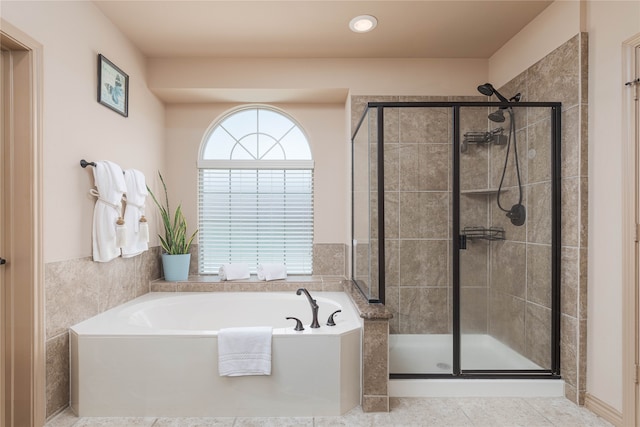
{"left": 97, "top": 54, "right": 129, "bottom": 117}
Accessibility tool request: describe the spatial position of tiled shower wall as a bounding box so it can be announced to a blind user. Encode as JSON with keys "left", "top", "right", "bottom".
{"left": 44, "top": 243, "right": 348, "bottom": 419}
{"left": 492, "top": 33, "right": 588, "bottom": 404}
{"left": 350, "top": 32, "right": 588, "bottom": 404}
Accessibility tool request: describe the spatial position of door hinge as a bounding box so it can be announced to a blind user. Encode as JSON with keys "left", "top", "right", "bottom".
{"left": 635, "top": 364, "right": 640, "bottom": 384}
{"left": 636, "top": 224, "right": 640, "bottom": 242}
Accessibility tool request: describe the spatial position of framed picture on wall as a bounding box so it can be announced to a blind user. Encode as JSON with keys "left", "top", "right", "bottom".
{"left": 97, "top": 54, "right": 128, "bottom": 117}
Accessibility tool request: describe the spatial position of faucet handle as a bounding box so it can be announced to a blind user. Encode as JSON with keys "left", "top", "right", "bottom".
{"left": 326, "top": 310, "right": 342, "bottom": 326}
{"left": 286, "top": 316, "right": 305, "bottom": 331}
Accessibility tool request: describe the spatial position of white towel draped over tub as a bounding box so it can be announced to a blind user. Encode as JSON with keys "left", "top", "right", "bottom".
{"left": 91, "top": 160, "right": 126, "bottom": 262}
{"left": 218, "top": 326, "right": 273, "bottom": 376}
{"left": 257, "top": 263, "right": 287, "bottom": 281}
{"left": 121, "top": 169, "right": 149, "bottom": 258}
{"left": 218, "top": 263, "right": 250, "bottom": 281}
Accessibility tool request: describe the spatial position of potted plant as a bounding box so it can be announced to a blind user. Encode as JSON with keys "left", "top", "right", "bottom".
{"left": 147, "top": 171, "right": 198, "bottom": 281}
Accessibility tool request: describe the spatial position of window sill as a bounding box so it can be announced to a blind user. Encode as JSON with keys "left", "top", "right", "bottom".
{"left": 150, "top": 274, "right": 347, "bottom": 293}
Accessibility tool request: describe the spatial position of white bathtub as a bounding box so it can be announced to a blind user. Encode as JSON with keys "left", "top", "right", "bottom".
{"left": 70, "top": 291, "right": 362, "bottom": 417}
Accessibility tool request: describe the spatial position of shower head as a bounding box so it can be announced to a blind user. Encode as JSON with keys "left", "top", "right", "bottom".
{"left": 477, "top": 83, "right": 494, "bottom": 96}
{"left": 488, "top": 109, "right": 506, "bottom": 123}
{"left": 477, "top": 83, "right": 509, "bottom": 103}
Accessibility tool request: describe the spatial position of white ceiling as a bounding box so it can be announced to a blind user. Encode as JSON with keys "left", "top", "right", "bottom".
{"left": 93, "top": 0, "right": 553, "bottom": 59}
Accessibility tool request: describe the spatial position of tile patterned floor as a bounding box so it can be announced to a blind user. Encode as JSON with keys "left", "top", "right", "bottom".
{"left": 46, "top": 397, "right": 613, "bottom": 427}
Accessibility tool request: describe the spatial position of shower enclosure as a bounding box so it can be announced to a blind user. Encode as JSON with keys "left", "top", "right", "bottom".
{"left": 352, "top": 97, "right": 561, "bottom": 378}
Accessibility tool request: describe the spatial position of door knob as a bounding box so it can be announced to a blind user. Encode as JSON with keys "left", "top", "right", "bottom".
{"left": 0, "top": 258, "right": 6, "bottom": 265}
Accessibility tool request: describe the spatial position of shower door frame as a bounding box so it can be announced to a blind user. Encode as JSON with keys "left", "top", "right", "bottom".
{"left": 351, "top": 101, "right": 562, "bottom": 379}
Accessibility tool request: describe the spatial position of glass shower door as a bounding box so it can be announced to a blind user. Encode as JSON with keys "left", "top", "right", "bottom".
{"left": 458, "top": 104, "right": 557, "bottom": 372}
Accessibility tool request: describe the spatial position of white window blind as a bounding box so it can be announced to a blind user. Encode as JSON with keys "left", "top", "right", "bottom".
{"left": 198, "top": 169, "right": 313, "bottom": 274}
{"left": 198, "top": 106, "right": 314, "bottom": 274}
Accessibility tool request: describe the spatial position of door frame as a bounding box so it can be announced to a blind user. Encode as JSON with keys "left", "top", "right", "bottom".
{"left": 0, "top": 19, "right": 45, "bottom": 427}
{"left": 622, "top": 32, "right": 640, "bottom": 427}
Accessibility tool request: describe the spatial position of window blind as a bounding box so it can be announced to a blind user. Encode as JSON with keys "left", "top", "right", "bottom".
{"left": 198, "top": 169, "right": 314, "bottom": 274}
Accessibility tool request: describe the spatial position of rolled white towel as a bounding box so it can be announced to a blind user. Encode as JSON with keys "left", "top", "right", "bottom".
{"left": 257, "top": 263, "right": 287, "bottom": 281}
{"left": 219, "top": 263, "right": 250, "bottom": 281}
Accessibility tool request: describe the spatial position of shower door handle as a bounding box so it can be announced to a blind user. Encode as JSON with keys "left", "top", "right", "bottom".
{"left": 458, "top": 235, "right": 467, "bottom": 250}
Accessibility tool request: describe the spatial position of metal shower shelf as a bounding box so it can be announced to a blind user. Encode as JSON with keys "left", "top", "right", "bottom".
{"left": 461, "top": 226, "right": 506, "bottom": 241}
{"left": 461, "top": 188, "right": 504, "bottom": 195}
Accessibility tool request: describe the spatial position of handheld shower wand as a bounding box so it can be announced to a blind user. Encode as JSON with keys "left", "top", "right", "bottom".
{"left": 477, "top": 83, "right": 525, "bottom": 226}
{"left": 478, "top": 83, "right": 522, "bottom": 124}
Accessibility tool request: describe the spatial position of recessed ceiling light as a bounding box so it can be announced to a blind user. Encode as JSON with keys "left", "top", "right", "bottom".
{"left": 349, "top": 15, "right": 377, "bottom": 33}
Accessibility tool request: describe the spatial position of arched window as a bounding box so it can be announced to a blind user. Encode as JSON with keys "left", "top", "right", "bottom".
{"left": 198, "top": 106, "right": 314, "bottom": 274}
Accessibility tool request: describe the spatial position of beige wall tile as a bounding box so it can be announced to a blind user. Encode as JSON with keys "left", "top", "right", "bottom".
{"left": 488, "top": 292, "right": 525, "bottom": 354}
{"left": 313, "top": 244, "right": 346, "bottom": 276}
{"left": 490, "top": 241, "right": 526, "bottom": 299}
{"left": 46, "top": 333, "right": 69, "bottom": 419}
{"left": 460, "top": 240, "right": 488, "bottom": 288}
{"left": 362, "top": 320, "right": 389, "bottom": 396}
{"left": 460, "top": 287, "right": 488, "bottom": 334}
{"left": 399, "top": 287, "right": 449, "bottom": 334}
{"left": 526, "top": 182, "right": 552, "bottom": 245}
{"left": 399, "top": 240, "right": 448, "bottom": 287}
{"left": 527, "top": 244, "right": 552, "bottom": 309}
{"left": 399, "top": 144, "right": 449, "bottom": 191}
{"left": 399, "top": 192, "right": 449, "bottom": 239}
{"left": 528, "top": 34, "right": 580, "bottom": 119}
{"left": 528, "top": 118, "right": 552, "bottom": 184}
{"left": 561, "top": 314, "right": 578, "bottom": 391}
{"left": 525, "top": 302, "right": 552, "bottom": 369}
{"left": 362, "top": 395, "right": 390, "bottom": 413}
{"left": 45, "top": 258, "right": 100, "bottom": 339}
{"left": 561, "top": 177, "right": 580, "bottom": 248}
{"left": 561, "top": 106, "right": 580, "bottom": 179}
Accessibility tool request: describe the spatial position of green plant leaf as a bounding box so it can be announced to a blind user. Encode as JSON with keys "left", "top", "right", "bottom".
{"left": 147, "top": 171, "right": 199, "bottom": 255}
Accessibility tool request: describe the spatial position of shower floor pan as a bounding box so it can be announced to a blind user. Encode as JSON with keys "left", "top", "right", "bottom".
{"left": 389, "top": 334, "right": 564, "bottom": 397}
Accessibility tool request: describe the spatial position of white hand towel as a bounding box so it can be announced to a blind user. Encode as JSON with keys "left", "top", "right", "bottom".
{"left": 218, "top": 326, "right": 272, "bottom": 376}
{"left": 218, "top": 263, "right": 250, "bottom": 281}
{"left": 122, "top": 169, "right": 149, "bottom": 258}
{"left": 91, "top": 160, "right": 127, "bottom": 262}
{"left": 257, "top": 263, "right": 287, "bottom": 281}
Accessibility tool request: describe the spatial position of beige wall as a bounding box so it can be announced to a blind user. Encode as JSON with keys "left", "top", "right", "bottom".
{"left": 1, "top": 1, "right": 165, "bottom": 263}
{"left": 164, "top": 103, "right": 348, "bottom": 245}
{"left": 149, "top": 57, "right": 488, "bottom": 100}
{"left": 156, "top": 58, "right": 488, "bottom": 247}
{"left": 584, "top": 0, "right": 640, "bottom": 413}
{"left": 488, "top": 1, "right": 583, "bottom": 87}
